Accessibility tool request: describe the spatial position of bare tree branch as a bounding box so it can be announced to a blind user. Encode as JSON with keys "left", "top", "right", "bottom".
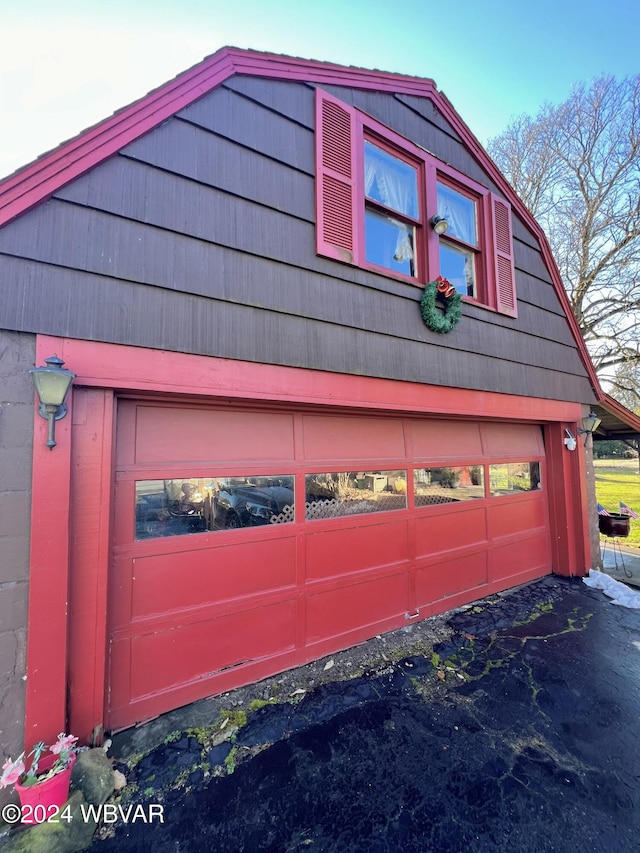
{"left": 488, "top": 74, "right": 640, "bottom": 403}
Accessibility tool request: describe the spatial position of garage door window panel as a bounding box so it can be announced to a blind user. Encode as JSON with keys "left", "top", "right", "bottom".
{"left": 489, "top": 462, "right": 541, "bottom": 496}
{"left": 305, "top": 469, "right": 407, "bottom": 520}
{"left": 414, "top": 466, "right": 485, "bottom": 506}
{"left": 215, "top": 476, "right": 296, "bottom": 528}
{"left": 135, "top": 475, "right": 295, "bottom": 538}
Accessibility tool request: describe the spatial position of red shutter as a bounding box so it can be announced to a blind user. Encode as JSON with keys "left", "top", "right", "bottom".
{"left": 315, "top": 89, "right": 357, "bottom": 264}
{"left": 491, "top": 195, "right": 517, "bottom": 317}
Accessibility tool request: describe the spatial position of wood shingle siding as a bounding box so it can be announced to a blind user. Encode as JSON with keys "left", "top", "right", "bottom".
{"left": 179, "top": 85, "right": 315, "bottom": 171}
{"left": 0, "top": 197, "right": 573, "bottom": 353}
{"left": 125, "top": 121, "right": 314, "bottom": 219}
{"left": 0, "top": 256, "right": 594, "bottom": 400}
{"left": 0, "top": 187, "right": 588, "bottom": 368}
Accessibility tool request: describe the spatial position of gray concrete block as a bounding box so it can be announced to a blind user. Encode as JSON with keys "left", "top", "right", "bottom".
{"left": 0, "top": 585, "right": 28, "bottom": 632}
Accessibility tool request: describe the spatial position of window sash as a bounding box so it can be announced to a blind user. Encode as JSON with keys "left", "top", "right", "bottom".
{"left": 439, "top": 240, "right": 477, "bottom": 297}
{"left": 364, "top": 141, "right": 419, "bottom": 220}
{"left": 365, "top": 208, "right": 417, "bottom": 277}
{"left": 436, "top": 182, "right": 478, "bottom": 246}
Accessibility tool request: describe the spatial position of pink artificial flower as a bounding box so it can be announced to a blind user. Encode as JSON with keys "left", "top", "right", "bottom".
{"left": 50, "top": 734, "right": 78, "bottom": 756}
{"left": 0, "top": 756, "right": 25, "bottom": 788}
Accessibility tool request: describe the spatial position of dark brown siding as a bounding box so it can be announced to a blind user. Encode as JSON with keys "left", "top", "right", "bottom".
{"left": 0, "top": 77, "right": 596, "bottom": 404}
{"left": 0, "top": 330, "right": 34, "bottom": 808}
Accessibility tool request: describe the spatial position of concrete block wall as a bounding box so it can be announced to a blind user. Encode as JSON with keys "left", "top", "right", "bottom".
{"left": 0, "top": 330, "right": 35, "bottom": 807}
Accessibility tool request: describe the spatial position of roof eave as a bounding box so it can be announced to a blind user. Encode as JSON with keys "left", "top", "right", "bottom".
{"left": 593, "top": 394, "right": 640, "bottom": 439}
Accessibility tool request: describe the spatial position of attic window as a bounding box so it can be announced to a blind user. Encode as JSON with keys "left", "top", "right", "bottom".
{"left": 315, "top": 89, "right": 518, "bottom": 318}
{"left": 436, "top": 182, "right": 480, "bottom": 298}
{"left": 364, "top": 141, "right": 420, "bottom": 278}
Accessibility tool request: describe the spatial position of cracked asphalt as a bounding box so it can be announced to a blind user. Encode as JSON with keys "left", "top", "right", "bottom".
{"left": 84, "top": 576, "right": 640, "bottom": 852}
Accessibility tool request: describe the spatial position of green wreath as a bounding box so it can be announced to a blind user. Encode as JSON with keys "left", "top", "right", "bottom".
{"left": 420, "top": 278, "right": 462, "bottom": 334}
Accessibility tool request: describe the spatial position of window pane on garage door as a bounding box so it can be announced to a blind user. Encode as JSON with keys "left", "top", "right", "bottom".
{"left": 489, "top": 462, "right": 541, "bottom": 496}
{"left": 135, "top": 475, "right": 296, "bottom": 538}
{"left": 305, "top": 469, "right": 407, "bottom": 519}
{"left": 414, "top": 466, "right": 485, "bottom": 505}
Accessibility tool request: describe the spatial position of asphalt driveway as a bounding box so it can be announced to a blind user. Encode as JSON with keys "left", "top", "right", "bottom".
{"left": 84, "top": 575, "right": 640, "bottom": 852}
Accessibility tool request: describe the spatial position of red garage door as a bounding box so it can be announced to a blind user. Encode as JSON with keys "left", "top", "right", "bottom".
{"left": 108, "top": 400, "right": 550, "bottom": 730}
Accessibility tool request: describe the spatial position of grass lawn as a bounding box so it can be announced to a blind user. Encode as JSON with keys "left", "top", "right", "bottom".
{"left": 594, "top": 459, "right": 640, "bottom": 547}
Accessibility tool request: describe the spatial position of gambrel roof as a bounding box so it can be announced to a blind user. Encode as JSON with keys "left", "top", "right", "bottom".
{"left": 0, "top": 45, "right": 601, "bottom": 394}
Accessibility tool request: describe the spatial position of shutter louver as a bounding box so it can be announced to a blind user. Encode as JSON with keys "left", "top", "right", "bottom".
{"left": 316, "top": 90, "right": 357, "bottom": 263}
{"left": 491, "top": 195, "right": 517, "bottom": 317}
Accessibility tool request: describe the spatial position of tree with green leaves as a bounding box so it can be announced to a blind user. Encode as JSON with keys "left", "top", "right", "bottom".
{"left": 488, "top": 75, "right": 640, "bottom": 404}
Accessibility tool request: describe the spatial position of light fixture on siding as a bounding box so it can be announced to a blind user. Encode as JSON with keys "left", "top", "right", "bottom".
{"left": 564, "top": 429, "right": 577, "bottom": 451}
{"left": 578, "top": 412, "right": 602, "bottom": 446}
{"left": 430, "top": 214, "right": 449, "bottom": 235}
{"left": 29, "top": 355, "right": 76, "bottom": 450}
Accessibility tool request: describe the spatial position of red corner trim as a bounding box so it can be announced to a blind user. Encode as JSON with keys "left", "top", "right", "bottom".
{"left": 24, "top": 341, "right": 74, "bottom": 748}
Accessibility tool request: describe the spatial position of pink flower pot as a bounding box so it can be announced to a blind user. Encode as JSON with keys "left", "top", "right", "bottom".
{"left": 14, "top": 753, "right": 76, "bottom": 824}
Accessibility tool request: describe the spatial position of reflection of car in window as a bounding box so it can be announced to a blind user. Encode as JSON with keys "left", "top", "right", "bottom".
{"left": 135, "top": 487, "right": 207, "bottom": 538}
{"left": 214, "top": 481, "right": 295, "bottom": 529}
{"left": 136, "top": 476, "right": 335, "bottom": 537}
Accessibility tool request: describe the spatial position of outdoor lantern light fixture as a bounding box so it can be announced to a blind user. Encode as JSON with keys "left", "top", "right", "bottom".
{"left": 578, "top": 411, "right": 602, "bottom": 446}
{"left": 29, "top": 354, "right": 76, "bottom": 450}
{"left": 430, "top": 214, "right": 449, "bottom": 235}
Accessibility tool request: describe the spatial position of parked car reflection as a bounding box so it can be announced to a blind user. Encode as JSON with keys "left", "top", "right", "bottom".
{"left": 135, "top": 475, "right": 337, "bottom": 538}
{"left": 214, "top": 478, "right": 295, "bottom": 529}
{"left": 135, "top": 479, "right": 209, "bottom": 538}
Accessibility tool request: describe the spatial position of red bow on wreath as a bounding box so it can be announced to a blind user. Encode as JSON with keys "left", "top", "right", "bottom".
{"left": 435, "top": 275, "right": 457, "bottom": 298}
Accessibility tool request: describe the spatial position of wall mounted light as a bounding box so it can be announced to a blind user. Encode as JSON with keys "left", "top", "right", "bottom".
{"left": 430, "top": 214, "right": 449, "bottom": 235}
{"left": 563, "top": 429, "right": 577, "bottom": 451}
{"left": 29, "top": 355, "right": 76, "bottom": 450}
{"left": 578, "top": 412, "right": 602, "bottom": 446}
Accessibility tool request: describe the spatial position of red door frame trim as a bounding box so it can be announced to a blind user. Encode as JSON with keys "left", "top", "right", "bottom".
{"left": 25, "top": 334, "right": 589, "bottom": 745}
{"left": 25, "top": 365, "right": 73, "bottom": 749}
{"left": 67, "top": 388, "right": 115, "bottom": 744}
{"left": 544, "top": 422, "right": 592, "bottom": 576}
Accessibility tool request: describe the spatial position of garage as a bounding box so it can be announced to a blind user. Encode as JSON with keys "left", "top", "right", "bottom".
{"left": 109, "top": 399, "right": 550, "bottom": 729}
{"left": 1, "top": 47, "right": 600, "bottom": 757}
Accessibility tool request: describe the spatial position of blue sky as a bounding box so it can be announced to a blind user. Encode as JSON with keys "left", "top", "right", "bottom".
{"left": 1, "top": 0, "right": 638, "bottom": 179}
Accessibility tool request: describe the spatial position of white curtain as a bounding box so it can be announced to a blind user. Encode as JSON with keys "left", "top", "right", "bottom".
{"left": 365, "top": 145, "right": 417, "bottom": 262}
{"left": 437, "top": 185, "right": 476, "bottom": 245}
